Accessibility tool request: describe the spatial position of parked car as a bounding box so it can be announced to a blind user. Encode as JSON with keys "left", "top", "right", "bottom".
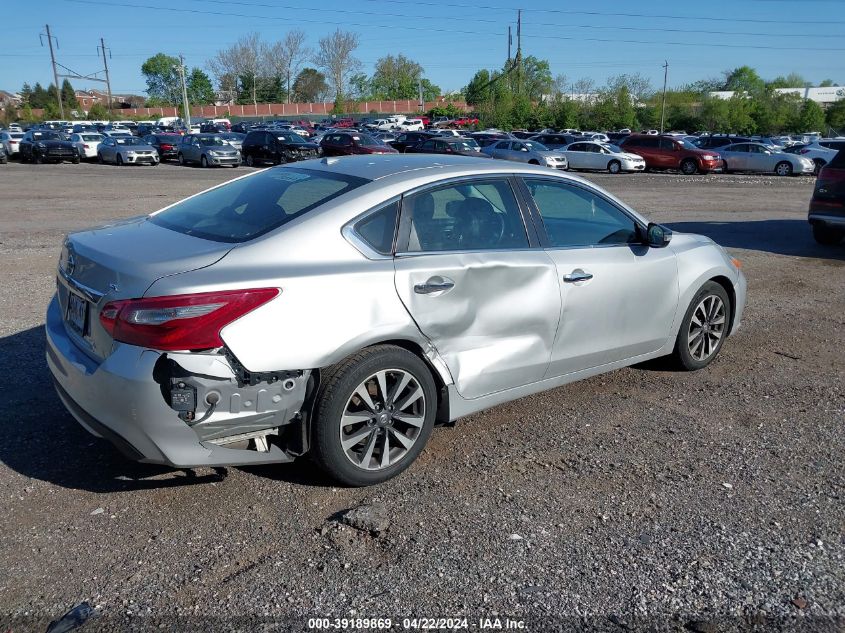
{"left": 46, "top": 155, "right": 746, "bottom": 486}
{"left": 620, "top": 135, "right": 723, "bottom": 175}
{"left": 0, "top": 130, "right": 24, "bottom": 156}
{"left": 397, "top": 119, "right": 425, "bottom": 132}
{"left": 321, "top": 132, "right": 399, "bottom": 156}
{"left": 69, "top": 132, "right": 104, "bottom": 160}
{"left": 100, "top": 129, "right": 133, "bottom": 138}
{"left": 0, "top": 145, "right": 7, "bottom": 164}
{"left": 528, "top": 133, "right": 581, "bottom": 150}
{"left": 716, "top": 142, "right": 815, "bottom": 176}
{"left": 144, "top": 134, "right": 183, "bottom": 161}
{"left": 694, "top": 135, "right": 752, "bottom": 150}
{"left": 405, "top": 137, "right": 490, "bottom": 157}
{"left": 97, "top": 136, "right": 159, "bottom": 166}
{"left": 231, "top": 122, "right": 252, "bottom": 134}
{"left": 19, "top": 130, "right": 79, "bottom": 164}
{"left": 481, "top": 139, "right": 568, "bottom": 170}
{"left": 808, "top": 150, "right": 845, "bottom": 245}
{"left": 178, "top": 134, "right": 240, "bottom": 167}
{"left": 241, "top": 130, "right": 320, "bottom": 166}
{"left": 200, "top": 122, "right": 228, "bottom": 134}
{"left": 782, "top": 142, "right": 840, "bottom": 174}
{"left": 557, "top": 141, "right": 646, "bottom": 173}
{"left": 71, "top": 124, "right": 99, "bottom": 134}
{"left": 389, "top": 131, "right": 435, "bottom": 153}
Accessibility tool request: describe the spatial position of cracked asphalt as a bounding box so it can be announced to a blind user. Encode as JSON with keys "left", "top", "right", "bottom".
{"left": 0, "top": 161, "right": 842, "bottom": 632}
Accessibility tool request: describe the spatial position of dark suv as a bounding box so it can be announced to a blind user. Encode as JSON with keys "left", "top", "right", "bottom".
{"left": 388, "top": 131, "right": 434, "bottom": 153}
{"left": 241, "top": 130, "right": 320, "bottom": 166}
{"left": 808, "top": 150, "right": 845, "bottom": 245}
{"left": 19, "top": 130, "right": 79, "bottom": 164}
{"left": 320, "top": 132, "right": 398, "bottom": 156}
{"left": 695, "top": 135, "right": 752, "bottom": 150}
{"left": 621, "top": 134, "right": 723, "bottom": 175}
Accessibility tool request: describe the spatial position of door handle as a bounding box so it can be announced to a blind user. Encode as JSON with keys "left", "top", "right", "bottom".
{"left": 414, "top": 278, "right": 455, "bottom": 294}
{"left": 563, "top": 271, "right": 593, "bottom": 283}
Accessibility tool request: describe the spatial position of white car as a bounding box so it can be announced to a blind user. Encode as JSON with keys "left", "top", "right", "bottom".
{"left": 783, "top": 142, "right": 839, "bottom": 173}
{"left": 1, "top": 130, "right": 24, "bottom": 156}
{"left": 398, "top": 119, "right": 425, "bottom": 132}
{"left": 69, "top": 132, "right": 104, "bottom": 159}
{"left": 430, "top": 129, "right": 464, "bottom": 138}
{"left": 557, "top": 141, "right": 646, "bottom": 174}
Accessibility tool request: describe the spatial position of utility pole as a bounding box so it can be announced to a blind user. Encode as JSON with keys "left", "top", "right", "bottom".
{"left": 176, "top": 54, "right": 191, "bottom": 128}
{"left": 98, "top": 38, "right": 113, "bottom": 118}
{"left": 418, "top": 78, "right": 424, "bottom": 112}
{"left": 41, "top": 24, "right": 64, "bottom": 118}
{"left": 516, "top": 10, "right": 523, "bottom": 95}
{"left": 660, "top": 60, "right": 669, "bottom": 134}
{"left": 507, "top": 26, "right": 512, "bottom": 62}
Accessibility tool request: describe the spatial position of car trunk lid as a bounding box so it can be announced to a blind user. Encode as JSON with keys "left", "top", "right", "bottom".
{"left": 57, "top": 217, "right": 234, "bottom": 361}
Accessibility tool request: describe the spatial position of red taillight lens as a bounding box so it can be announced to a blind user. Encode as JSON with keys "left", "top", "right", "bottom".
{"left": 161, "top": 144, "right": 173, "bottom": 150}
{"left": 99, "top": 288, "right": 279, "bottom": 351}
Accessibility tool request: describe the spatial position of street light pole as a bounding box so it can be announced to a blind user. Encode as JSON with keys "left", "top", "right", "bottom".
{"left": 176, "top": 55, "right": 191, "bottom": 129}
{"left": 660, "top": 60, "right": 669, "bottom": 134}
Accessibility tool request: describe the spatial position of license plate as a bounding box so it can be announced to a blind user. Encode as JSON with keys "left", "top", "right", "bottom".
{"left": 66, "top": 293, "right": 88, "bottom": 335}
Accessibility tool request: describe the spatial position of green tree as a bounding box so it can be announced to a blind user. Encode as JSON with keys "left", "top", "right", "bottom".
{"left": 370, "top": 54, "right": 420, "bottom": 100}
{"left": 723, "top": 66, "right": 765, "bottom": 94}
{"left": 61, "top": 79, "right": 79, "bottom": 110}
{"left": 141, "top": 53, "right": 182, "bottom": 105}
{"left": 768, "top": 72, "right": 810, "bottom": 89}
{"left": 464, "top": 70, "right": 493, "bottom": 106}
{"left": 186, "top": 68, "right": 215, "bottom": 105}
{"left": 19, "top": 83, "right": 33, "bottom": 105}
{"left": 348, "top": 73, "right": 371, "bottom": 100}
{"left": 30, "top": 82, "right": 50, "bottom": 109}
{"left": 819, "top": 79, "right": 838, "bottom": 87}
{"left": 513, "top": 56, "right": 553, "bottom": 100}
{"left": 87, "top": 103, "right": 110, "bottom": 120}
{"left": 292, "top": 68, "right": 328, "bottom": 102}
{"left": 826, "top": 98, "right": 845, "bottom": 132}
{"left": 797, "top": 99, "right": 826, "bottom": 131}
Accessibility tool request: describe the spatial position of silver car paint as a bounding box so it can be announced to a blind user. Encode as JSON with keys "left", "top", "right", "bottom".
{"left": 717, "top": 143, "right": 814, "bottom": 174}
{"left": 482, "top": 140, "right": 568, "bottom": 169}
{"left": 47, "top": 155, "right": 746, "bottom": 467}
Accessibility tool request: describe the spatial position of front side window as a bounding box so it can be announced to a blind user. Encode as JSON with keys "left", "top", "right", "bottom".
{"left": 524, "top": 179, "right": 639, "bottom": 248}
{"left": 404, "top": 179, "right": 528, "bottom": 252}
{"left": 151, "top": 168, "right": 369, "bottom": 243}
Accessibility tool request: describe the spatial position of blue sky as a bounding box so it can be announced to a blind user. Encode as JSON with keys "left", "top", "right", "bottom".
{"left": 4, "top": 0, "right": 845, "bottom": 98}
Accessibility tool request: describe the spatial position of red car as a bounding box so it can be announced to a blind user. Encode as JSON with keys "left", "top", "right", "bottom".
{"left": 454, "top": 116, "right": 479, "bottom": 126}
{"left": 808, "top": 150, "right": 845, "bottom": 245}
{"left": 320, "top": 131, "right": 399, "bottom": 156}
{"left": 333, "top": 118, "right": 355, "bottom": 128}
{"left": 620, "top": 134, "right": 723, "bottom": 175}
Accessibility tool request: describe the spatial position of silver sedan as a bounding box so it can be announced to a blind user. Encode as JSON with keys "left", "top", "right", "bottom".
{"left": 557, "top": 141, "right": 646, "bottom": 173}
{"left": 717, "top": 142, "right": 815, "bottom": 176}
{"left": 46, "top": 156, "right": 746, "bottom": 486}
{"left": 97, "top": 136, "right": 159, "bottom": 166}
{"left": 481, "top": 139, "right": 568, "bottom": 170}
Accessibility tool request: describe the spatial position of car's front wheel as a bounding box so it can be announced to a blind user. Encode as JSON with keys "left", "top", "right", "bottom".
{"left": 672, "top": 281, "right": 731, "bottom": 371}
{"left": 775, "top": 161, "right": 792, "bottom": 177}
{"left": 312, "top": 345, "right": 437, "bottom": 486}
{"left": 680, "top": 158, "right": 698, "bottom": 175}
{"left": 201, "top": 155, "right": 209, "bottom": 168}
{"left": 607, "top": 160, "right": 621, "bottom": 174}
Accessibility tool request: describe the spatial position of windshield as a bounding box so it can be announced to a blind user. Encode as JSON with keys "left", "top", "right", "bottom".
{"left": 151, "top": 168, "right": 370, "bottom": 243}
{"left": 81, "top": 134, "right": 103, "bottom": 141}
{"left": 354, "top": 134, "right": 381, "bottom": 147}
{"left": 115, "top": 137, "right": 145, "bottom": 145}
{"left": 32, "top": 132, "right": 60, "bottom": 141}
{"left": 198, "top": 136, "right": 228, "bottom": 146}
{"left": 522, "top": 141, "right": 548, "bottom": 151}
{"left": 10, "top": 133, "right": 24, "bottom": 139}
{"left": 679, "top": 139, "right": 699, "bottom": 150}
{"left": 221, "top": 133, "right": 244, "bottom": 141}
{"left": 605, "top": 144, "right": 623, "bottom": 153}
{"left": 278, "top": 133, "right": 306, "bottom": 144}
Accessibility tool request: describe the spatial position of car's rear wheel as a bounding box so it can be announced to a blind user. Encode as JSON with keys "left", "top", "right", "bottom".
{"left": 680, "top": 158, "right": 698, "bottom": 175}
{"left": 608, "top": 160, "right": 621, "bottom": 174}
{"left": 245, "top": 154, "right": 255, "bottom": 167}
{"left": 672, "top": 281, "right": 731, "bottom": 371}
{"left": 775, "top": 161, "right": 792, "bottom": 177}
{"left": 812, "top": 223, "right": 844, "bottom": 245}
{"left": 312, "top": 345, "right": 437, "bottom": 486}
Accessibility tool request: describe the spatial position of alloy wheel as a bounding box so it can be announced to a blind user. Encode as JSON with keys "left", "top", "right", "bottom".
{"left": 339, "top": 369, "right": 426, "bottom": 471}
{"left": 687, "top": 295, "right": 726, "bottom": 362}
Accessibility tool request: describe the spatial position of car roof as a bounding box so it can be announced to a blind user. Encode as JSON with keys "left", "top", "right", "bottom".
{"left": 292, "top": 154, "right": 562, "bottom": 181}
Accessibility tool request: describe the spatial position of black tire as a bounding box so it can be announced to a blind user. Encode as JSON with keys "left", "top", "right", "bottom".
{"left": 312, "top": 345, "right": 437, "bottom": 486}
{"left": 528, "top": 159, "right": 540, "bottom": 165}
{"left": 813, "top": 159, "right": 826, "bottom": 175}
{"left": 116, "top": 154, "right": 123, "bottom": 166}
{"left": 722, "top": 160, "right": 730, "bottom": 174}
{"left": 680, "top": 158, "right": 698, "bottom": 175}
{"left": 671, "top": 281, "right": 731, "bottom": 371}
{"left": 34, "top": 152, "right": 43, "bottom": 165}
{"left": 72, "top": 156, "right": 80, "bottom": 164}
{"left": 607, "top": 160, "right": 621, "bottom": 174}
{"left": 178, "top": 153, "right": 185, "bottom": 166}
{"left": 97, "top": 153, "right": 104, "bottom": 164}
{"left": 245, "top": 154, "right": 255, "bottom": 167}
{"left": 774, "top": 161, "right": 792, "bottom": 177}
{"left": 201, "top": 155, "right": 209, "bottom": 168}
{"left": 812, "top": 223, "right": 844, "bottom": 246}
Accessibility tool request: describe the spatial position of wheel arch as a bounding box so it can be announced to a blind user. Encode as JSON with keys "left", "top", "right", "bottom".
{"left": 707, "top": 274, "right": 736, "bottom": 335}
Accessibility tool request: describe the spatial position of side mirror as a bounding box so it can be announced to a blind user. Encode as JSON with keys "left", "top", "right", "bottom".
{"left": 646, "top": 223, "right": 672, "bottom": 248}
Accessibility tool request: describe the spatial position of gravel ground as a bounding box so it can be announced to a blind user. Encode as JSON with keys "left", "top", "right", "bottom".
{"left": 0, "top": 161, "right": 842, "bottom": 632}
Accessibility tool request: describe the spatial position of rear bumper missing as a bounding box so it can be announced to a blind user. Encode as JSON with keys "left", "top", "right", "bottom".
{"left": 45, "top": 295, "right": 304, "bottom": 467}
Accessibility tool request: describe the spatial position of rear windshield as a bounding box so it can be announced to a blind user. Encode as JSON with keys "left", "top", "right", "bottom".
{"left": 150, "top": 167, "right": 369, "bottom": 243}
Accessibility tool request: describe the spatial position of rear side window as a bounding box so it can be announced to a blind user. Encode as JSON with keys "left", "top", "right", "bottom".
{"left": 355, "top": 200, "right": 399, "bottom": 255}
{"left": 829, "top": 150, "right": 845, "bottom": 169}
{"left": 151, "top": 168, "right": 369, "bottom": 243}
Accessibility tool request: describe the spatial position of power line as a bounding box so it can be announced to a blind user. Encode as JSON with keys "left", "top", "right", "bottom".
{"left": 59, "top": 0, "right": 845, "bottom": 51}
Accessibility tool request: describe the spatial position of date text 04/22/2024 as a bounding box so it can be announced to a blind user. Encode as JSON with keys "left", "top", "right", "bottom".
{"left": 306, "top": 617, "right": 527, "bottom": 630}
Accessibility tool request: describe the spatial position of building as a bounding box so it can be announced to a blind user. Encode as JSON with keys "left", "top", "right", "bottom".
{"left": 0, "top": 90, "right": 22, "bottom": 108}
{"left": 709, "top": 86, "right": 844, "bottom": 105}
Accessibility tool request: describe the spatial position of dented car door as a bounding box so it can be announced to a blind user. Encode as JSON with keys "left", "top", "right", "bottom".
{"left": 393, "top": 177, "right": 561, "bottom": 399}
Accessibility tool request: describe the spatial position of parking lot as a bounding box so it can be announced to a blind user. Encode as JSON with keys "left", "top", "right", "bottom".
{"left": 1, "top": 162, "right": 843, "bottom": 630}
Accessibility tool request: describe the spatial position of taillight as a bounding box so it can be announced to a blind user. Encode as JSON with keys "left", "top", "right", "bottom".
{"left": 99, "top": 288, "right": 279, "bottom": 351}
{"left": 161, "top": 144, "right": 173, "bottom": 150}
